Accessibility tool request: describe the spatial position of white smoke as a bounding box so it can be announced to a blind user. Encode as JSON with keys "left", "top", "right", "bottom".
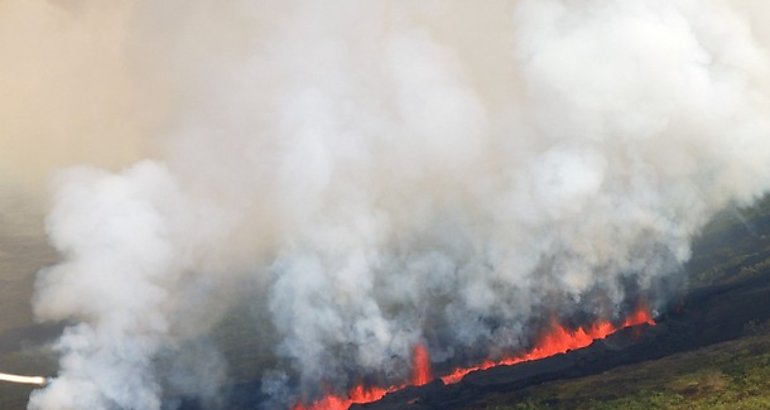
{"left": 22, "top": 0, "right": 770, "bottom": 409}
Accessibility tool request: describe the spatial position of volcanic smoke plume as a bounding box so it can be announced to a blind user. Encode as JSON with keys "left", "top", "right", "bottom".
{"left": 12, "top": 0, "right": 770, "bottom": 409}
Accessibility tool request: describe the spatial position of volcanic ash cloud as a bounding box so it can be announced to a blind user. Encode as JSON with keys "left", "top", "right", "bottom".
{"left": 23, "top": 0, "right": 770, "bottom": 408}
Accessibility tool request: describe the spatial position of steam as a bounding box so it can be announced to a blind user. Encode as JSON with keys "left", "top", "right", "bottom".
{"left": 21, "top": 0, "right": 770, "bottom": 409}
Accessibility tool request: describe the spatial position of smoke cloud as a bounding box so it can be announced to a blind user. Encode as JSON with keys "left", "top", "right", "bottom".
{"left": 21, "top": 0, "right": 770, "bottom": 408}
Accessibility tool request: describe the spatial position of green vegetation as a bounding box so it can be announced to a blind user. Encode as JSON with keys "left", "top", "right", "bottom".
{"left": 466, "top": 328, "right": 770, "bottom": 410}
{"left": 688, "top": 196, "right": 770, "bottom": 288}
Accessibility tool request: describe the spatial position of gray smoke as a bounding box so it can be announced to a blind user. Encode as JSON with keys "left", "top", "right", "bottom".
{"left": 23, "top": 0, "right": 770, "bottom": 409}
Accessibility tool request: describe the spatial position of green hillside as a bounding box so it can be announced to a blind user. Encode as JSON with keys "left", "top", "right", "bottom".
{"left": 467, "top": 328, "right": 770, "bottom": 410}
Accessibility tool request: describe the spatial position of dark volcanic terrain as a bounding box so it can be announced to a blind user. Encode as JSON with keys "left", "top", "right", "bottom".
{"left": 350, "top": 200, "right": 770, "bottom": 410}
{"left": 195, "top": 199, "right": 770, "bottom": 410}
{"left": 6, "top": 199, "right": 770, "bottom": 410}
{"left": 356, "top": 270, "right": 770, "bottom": 409}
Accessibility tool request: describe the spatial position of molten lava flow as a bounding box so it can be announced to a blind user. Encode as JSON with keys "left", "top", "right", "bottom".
{"left": 294, "top": 308, "right": 655, "bottom": 410}
{"left": 441, "top": 307, "right": 655, "bottom": 384}
{"left": 623, "top": 307, "right": 656, "bottom": 327}
{"left": 293, "top": 344, "right": 429, "bottom": 410}
{"left": 291, "top": 385, "right": 392, "bottom": 410}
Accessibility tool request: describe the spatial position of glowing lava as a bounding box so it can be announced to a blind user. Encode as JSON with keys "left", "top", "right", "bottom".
{"left": 441, "top": 307, "right": 654, "bottom": 384}
{"left": 411, "top": 344, "right": 432, "bottom": 386}
{"left": 293, "top": 308, "right": 655, "bottom": 410}
{"left": 291, "top": 384, "right": 391, "bottom": 410}
{"left": 292, "top": 344, "right": 430, "bottom": 410}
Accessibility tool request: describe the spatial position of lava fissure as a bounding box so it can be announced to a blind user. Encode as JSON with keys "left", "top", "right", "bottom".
{"left": 293, "top": 308, "right": 655, "bottom": 410}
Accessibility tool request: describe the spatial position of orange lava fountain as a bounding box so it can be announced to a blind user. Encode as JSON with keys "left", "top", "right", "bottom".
{"left": 411, "top": 344, "right": 432, "bottom": 386}
{"left": 293, "top": 307, "right": 655, "bottom": 410}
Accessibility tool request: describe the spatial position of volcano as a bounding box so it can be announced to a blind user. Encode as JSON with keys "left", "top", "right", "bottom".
{"left": 350, "top": 226, "right": 770, "bottom": 409}
{"left": 291, "top": 308, "right": 654, "bottom": 410}
{"left": 185, "top": 199, "right": 770, "bottom": 410}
